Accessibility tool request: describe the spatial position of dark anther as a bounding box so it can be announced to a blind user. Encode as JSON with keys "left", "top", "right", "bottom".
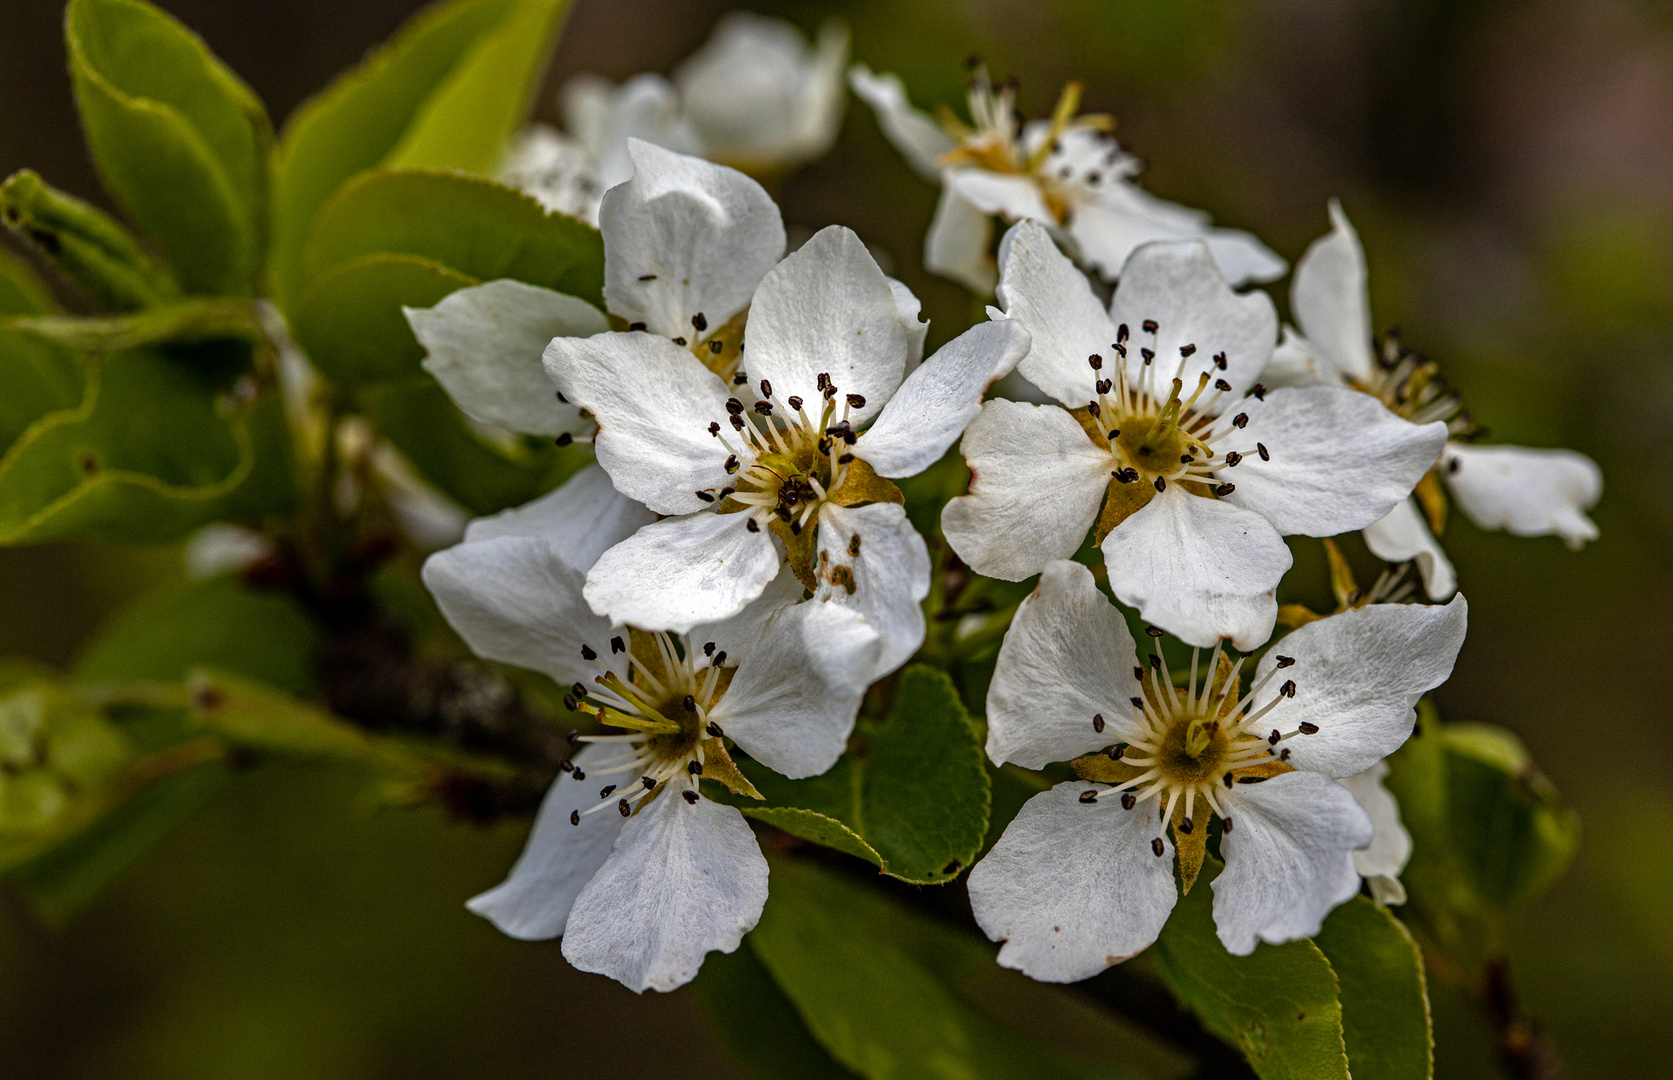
{"left": 1145, "top": 625, "right": 1163, "bottom": 637}
{"left": 638, "top": 273, "right": 657, "bottom": 281}
{"left": 1222, "top": 773, "right": 1233, "bottom": 788}
{"left": 559, "top": 758, "right": 574, "bottom": 772}
{"left": 1153, "top": 476, "right": 1166, "bottom": 492}
{"left": 733, "top": 372, "right": 749, "bottom": 385}
{"left": 729, "top": 414, "right": 746, "bottom": 431}
{"left": 1088, "top": 171, "right": 1102, "bottom": 184}
{"left": 1181, "top": 454, "right": 1195, "bottom": 464}
{"left": 1088, "top": 401, "right": 1101, "bottom": 418}
{"left": 713, "top": 650, "right": 727, "bottom": 667}
{"left": 1298, "top": 721, "right": 1320, "bottom": 734}
{"left": 719, "top": 487, "right": 734, "bottom": 499}
{"left": 1097, "top": 379, "right": 1112, "bottom": 394}
{"left": 695, "top": 490, "right": 716, "bottom": 503}
{"left": 570, "top": 809, "right": 580, "bottom": 826}
{"left": 1088, "top": 353, "right": 1103, "bottom": 370}
{"left": 849, "top": 535, "right": 862, "bottom": 556}
{"left": 707, "top": 721, "right": 725, "bottom": 737}
{"left": 682, "top": 790, "right": 700, "bottom": 804}
{"left": 1215, "top": 483, "right": 1235, "bottom": 497}
{"left": 1232, "top": 412, "right": 1249, "bottom": 428}
{"left": 571, "top": 768, "right": 586, "bottom": 781}
{"left": 703, "top": 641, "right": 717, "bottom": 656}
{"left": 1122, "top": 793, "right": 1138, "bottom": 810}
{"left": 1117, "top": 323, "right": 1130, "bottom": 343}
{"left": 628, "top": 321, "right": 647, "bottom": 331}
{"left": 556, "top": 432, "right": 574, "bottom": 446}
{"left": 1142, "top": 319, "right": 1158, "bottom": 334}
{"left": 683, "top": 694, "right": 697, "bottom": 712}
{"left": 725, "top": 454, "right": 739, "bottom": 472}
{"left": 1223, "top": 816, "right": 1234, "bottom": 832}
{"left": 709, "top": 340, "right": 723, "bottom": 354}
{"left": 1252, "top": 383, "right": 1267, "bottom": 400}
{"left": 1141, "top": 348, "right": 1155, "bottom": 363}
{"left": 618, "top": 799, "right": 632, "bottom": 817}
{"left": 726, "top": 397, "right": 744, "bottom": 413}
{"left": 1093, "top": 713, "right": 1105, "bottom": 732}
{"left": 1275, "top": 655, "right": 1295, "bottom": 668}
{"left": 1257, "top": 443, "right": 1270, "bottom": 461}
{"left": 1107, "top": 429, "right": 1121, "bottom": 441}
{"left": 1180, "top": 343, "right": 1197, "bottom": 357}
{"left": 563, "top": 694, "right": 577, "bottom": 711}
{"left": 1113, "top": 342, "right": 1127, "bottom": 357}
{"left": 580, "top": 644, "right": 597, "bottom": 661}
{"left": 1224, "top": 451, "right": 1242, "bottom": 467}
{"left": 746, "top": 519, "right": 761, "bottom": 532}
{"left": 789, "top": 519, "right": 802, "bottom": 534}
{"left": 1214, "top": 378, "right": 1232, "bottom": 392}
{"left": 753, "top": 401, "right": 774, "bottom": 415}
{"left": 1281, "top": 680, "right": 1297, "bottom": 699}
{"left": 1133, "top": 666, "right": 1145, "bottom": 680}
{"left": 707, "top": 422, "right": 720, "bottom": 436}
{"left": 1180, "top": 816, "right": 1194, "bottom": 834}
{"left": 611, "top": 636, "right": 626, "bottom": 654}
{"left": 787, "top": 395, "right": 803, "bottom": 410}
{"left": 1268, "top": 730, "right": 1281, "bottom": 745}
{"left": 1108, "top": 744, "right": 1125, "bottom": 760}
{"left": 1447, "top": 456, "right": 1461, "bottom": 474}
{"left": 838, "top": 452, "right": 855, "bottom": 464}
{"left": 1148, "top": 653, "right": 1162, "bottom": 670}
{"left": 600, "top": 784, "right": 616, "bottom": 798}
{"left": 1151, "top": 837, "right": 1165, "bottom": 856}
{"left": 1130, "top": 696, "right": 1145, "bottom": 708}
{"left": 816, "top": 372, "right": 830, "bottom": 390}
{"left": 1280, "top": 748, "right": 1291, "bottom": 761}
{"left": 642, "top": 776, "right": 656, "bottom": 790}
{"left": 692, "top": 312, "right": 708, "bottom": 332}
{"left": 759, "top": 378, "right": 773, "bottom": 398}
{"left": 846, "top": 393, "right": 866, "bottom": 409}
{"left": 1213, "top": 352, "right": 1227, "bottom": 370}
{"left": 672, "top": 336, "right": 687, "bottom": 347}
{"left": 688, "top": 759, "right": 703, "bottom": 774}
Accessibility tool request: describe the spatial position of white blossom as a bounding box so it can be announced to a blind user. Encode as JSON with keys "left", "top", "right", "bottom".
{"left": 1269, "top": 201, "right": 1603, "bottom": 598}
{"left": 849, "top": 64, "right": 1284, "bottom": 293}
{"left": 548, "top": 207, "right": 1028, "bottom": 661}
{"left": 424, "top": 465, "right": 882, "bottom": 993}
{"left": 1339, "top": 759, "right": 1412, "bottom": 906}
{"left": 967, "top": 560, "right": 1465, "bottom": 980}
{"left": 942, "top": 222, "right": 1447, "bottom": 649}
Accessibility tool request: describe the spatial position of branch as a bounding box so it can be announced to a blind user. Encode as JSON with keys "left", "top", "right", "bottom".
{"left": 1484, "top": 960, "right": 1567, "bottom": 1080}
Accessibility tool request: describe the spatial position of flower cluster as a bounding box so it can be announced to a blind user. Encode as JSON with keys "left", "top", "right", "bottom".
{"left": 408, "top": 54, "right": 1599, "bottom": 994}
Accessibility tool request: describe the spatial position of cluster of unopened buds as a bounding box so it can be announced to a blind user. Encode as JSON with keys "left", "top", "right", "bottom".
{"left": 407, "top": 21, "right": 1600, "bottom": 993}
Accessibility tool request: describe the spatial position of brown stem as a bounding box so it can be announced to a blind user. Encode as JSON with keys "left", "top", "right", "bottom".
{"left": 1484, "top": 960, "right": 1567, "bottom": 1080}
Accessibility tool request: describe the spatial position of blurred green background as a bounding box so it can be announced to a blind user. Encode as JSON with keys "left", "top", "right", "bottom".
{"left": 2, "top": 0, "right": 1669, "bottom": 1076}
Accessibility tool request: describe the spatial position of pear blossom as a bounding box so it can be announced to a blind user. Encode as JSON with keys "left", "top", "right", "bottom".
{"left": 546, "top": 220, "right": 1030, "bottom": 658}
{"left": 849, "top": 63, "right": 1284, "bottom": 294}
{"left": 1339, "top": 759, "right": 1411, "bottom": 906}
{"left": 501, "top": 14, "right": 846, "bottom": 225}
{"left": 967, "top": 560, "right": 1466, "bottom": 980}
{"left": 423, "top": 465, "right": 882, "bottom": 993}
{"left": 941, "top": 222, "right": 1447, "bottom": 649}
{"left": 1267, "top": 202, "right": 1603, "bottom": 598}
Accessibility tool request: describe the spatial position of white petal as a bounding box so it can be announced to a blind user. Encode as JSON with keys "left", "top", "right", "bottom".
{"left": 969, "top": 783, "right": 1178, "bottom": 982}
{"left": 466, "top": 743, "right": 628, "bottom": 940}
{"left": 543, "top": 331, "right": 732, "bottom": 515}
{"left": 499, "top": 123, "right": 602, "bottom": 223}
{"left": 945, "top": 168, "right": 1053, "bottom": 222}
{"left": 856, "top": 320, "right": 1031, "bottom": 478}
{"left": 986, "top": 561, "right": 1144, "bottom": 768}
{"left": 1290, "top": 200, "right": 1375, "bottom": 382}
{"left": 942, "top": 400, "right": 1113, "bottom": 582}
{"left": 1213, "top": 771, "right": 1373, "bottom": 954}
{"left": 1109, "top": 241, "right": 1278, "bottom": 407}
{"left": 1217, "top": 386, "right": 1448, "bottom": 537}
{"left": 1441, "top": 443, "right": 1602, "bottom": 548}
{"left": 690, "top": 562, "right": 809, "bottom": 666}
{"left": 464, "top": 463, "right": 655, "bottom": 573}
{"left": 583, "top": 511, "right": 782, "bottom": 633}
{"left": 1072, "top": 182, "right": 1286, "bottom": 286}
{"left": 1261, "top": 327, "right": 1337, "bottom": 390}
{"left": 565, "top": 74, "right": 702, "bottom": 194}
{"left": 1362, "top": 497, "right": 1457, "bottom": 600}
{"left": 408, "top": 281, "right": 606, "bottom": 437}
{"left": 815, "top": 502, "right": 930, "bottom": 680}
{"left": 847, "top": 65, "right": 955, "bottom": 178}
{"left": 421, "top": 535, "right": 611, "bottom": 687}
{"left": 1250, "top": 597, "right": 1467, "bottom": 779}
{"left": 992, "top": 219, "right": 1119, "bottom": 409}
{"left": 599, "top": 140, "right": 786, "bottom": 339}
{"left": 1339, "top": 760, "right": 1411, "bottom": 902}
{"left": 925, "top": 185, "right": 997, "bottom": 294}
{"left": 712, "top": 601, "right": 879, "bottom": 778}
{"left": 1100, "top": 485, "right": 1290, "bottom": 651}
{"left": 742, "top": 225, "right": 907, "bottom": 424}
{"left": 888, "top": 276, "right": 929, "bottom": 373}
{"left": 562, "top": 787, "right": 769, "bottom": 993}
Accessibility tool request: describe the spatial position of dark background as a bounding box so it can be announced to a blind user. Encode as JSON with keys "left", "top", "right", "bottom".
{"left": 2, "top": 0, "right": 1670, "bottom": 1076}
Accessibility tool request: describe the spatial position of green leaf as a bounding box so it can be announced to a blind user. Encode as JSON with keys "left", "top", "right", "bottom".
{"left": 184, "top": 669, "right": 424, "bottom": 775}
{"left": 692, "top": 944, "right": 860, "bottom": 1080}
{"left": 1312, "top": 897, "right": 1433, "bottom": 1080}
{"left": 286, "top": 169, "right": 602, "bottom": 386}
{"left": 0, "top": 249, "right": 83, "bottom": 456}
{"left": 0, "top": 349, "right": 297, "bottom": 545}
{"left": 736, "top": 666, "right": 991, "bottom": 884}
{"left": 1152, "top": 858, "right": 1351, "bottom": 1080}
{"left": 1, "top": 168, "right": 177, "bottom": 310}
{"left": 4, "top": 298, "right": 263, "bottom": 353}
{"left": 65, "top": 0, "right": 271, "bottom": 295}
{"left": 750, "top": 857, "right": 1127, "bottom": 1080}
{"left": 271, "top": 0, "right": 571, "bottom": 306}
{"left": 76, "top": 576, "right": 320, "bottom": 694}
{"left": 360, "top": 378, "right": 585, "bottom": 514}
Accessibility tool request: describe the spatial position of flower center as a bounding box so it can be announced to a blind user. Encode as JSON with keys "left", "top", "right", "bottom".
{"left": 561, "top": 630, "right": 742, "bottom": 823}
{"left": 1076, "top": 636, "right": 1322, "bottom": 855}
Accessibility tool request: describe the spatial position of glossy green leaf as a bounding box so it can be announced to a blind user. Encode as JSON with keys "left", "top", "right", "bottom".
{"left": 1152, "top": 858, "right": 1351, "bottom": 1080}
{"left": 65, "top": 0, "right": 271, "bottom": 295}
{"left": 76, "top": 576, "right": 320, "bottom": 694}
{"left": 289, "top": 170, "right": 602, "bottom": 384}
{"left": 0, "top": 349, "right": 297, "bottom": 545}
{"left": 360, "top": 378, "right": 585, "bottom": 514}
{"left": 5, "top": 298, "right": 263, "bottom": 353}
{"left": 738, "top": 666, "right": 991, "bottom": 884}
{"left": 184, "top": 669, "right": 424, "bottom": 775}
{"left": 750, "top": 858, "right": 1119, "bottom": 1080}
{"left": 0, "top": 168, "right": 177, "bottom": 310}
{"left": 0, "top": 249, "right": 83, "bottom": 456}
{"left": 1313, "top": 897, "right": 1432, "bottom": 1080}
{"left": 692, "top": 943, "right": 860, "bottom": 1080}
{"left": 271, "top": 0, "right": 571, "bottom": 306}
